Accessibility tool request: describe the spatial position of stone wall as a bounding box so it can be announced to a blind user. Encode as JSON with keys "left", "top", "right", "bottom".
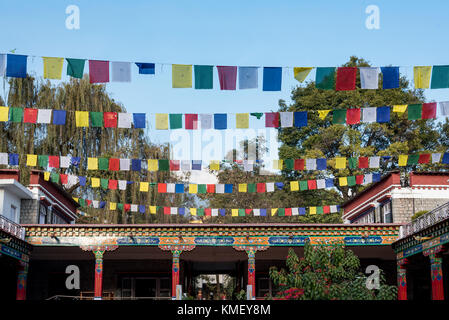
{"left": 392, "top": 198, "right": 449, "bottom": 224}
{"left": 20, "top": 199, "right": 39, "bottom": 224}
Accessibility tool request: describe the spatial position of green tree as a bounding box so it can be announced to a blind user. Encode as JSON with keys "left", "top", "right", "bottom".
{"left": 269, "top": 244, "right": 397, "bottom": 300}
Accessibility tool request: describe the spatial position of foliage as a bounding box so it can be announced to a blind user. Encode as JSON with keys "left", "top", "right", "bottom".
{"left": 269, "top": 243, "right": 397, "bottom": 300}
{"left": 411, "top": 210, "right": 429, "bottom": 221}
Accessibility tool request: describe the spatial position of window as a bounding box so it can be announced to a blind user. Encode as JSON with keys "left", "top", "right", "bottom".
{"left": 381, "top": 201, "right": 393, "bottom": 223}
{"left": 352, "top": 208, "right": 375, "bottom": 224}
{"left": 39, "top": 205, "right": 47, "bottom": 224}
{"left": 10, "top": 205, "right": 17, "bottom": 222}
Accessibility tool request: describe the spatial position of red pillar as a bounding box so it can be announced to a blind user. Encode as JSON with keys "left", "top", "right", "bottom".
{"left": 16, "top": 261, "right": 28, "bottom": 300}
{"left": 93, "top": 250, "right": 104, "bottom": 300}
{"left": 397, "top": 259, "right": 408, "bottom": 300}
{"left": 172, "top": 250, "right": 181, "bottom": 299}
{"left": 429, "top": 253, "right": 444, "bottom": 300}
{"left": 247, "top": 249, "right": 256, "bottom": 299}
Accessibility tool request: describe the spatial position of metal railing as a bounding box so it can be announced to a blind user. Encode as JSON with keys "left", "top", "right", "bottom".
{"left": 0, "top": 214, "right": 25, "bottom": 240}
{"left": 399, "top": 202, "right": 449, "bottom": 239}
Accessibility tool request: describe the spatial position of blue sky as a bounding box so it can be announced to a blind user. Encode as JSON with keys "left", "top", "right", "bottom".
{"left": 1, "top": 0, "right": 449, "bottom": 163}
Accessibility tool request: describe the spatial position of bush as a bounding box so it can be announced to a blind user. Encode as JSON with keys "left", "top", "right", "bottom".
{"left": 411, "top": 210, "right": 428, "bottom": 221}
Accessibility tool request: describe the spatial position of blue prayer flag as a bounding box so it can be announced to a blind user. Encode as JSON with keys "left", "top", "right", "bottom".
{"left": 9, "top": 153, "right": 19, "bottom": 165}
{"left": 382, "top": 156, "right": 391, "bottom": 161}
{"left": 294, "top": 111, "right": 307, "bottom": 127}
{"left": 192, "top": 160, "right": 202, "bottom": 170}
{"left": 224, "top": 184, "right": 233, "bottom": 193}
{"left": 299, "top": 207, "right": 306, "bottom": 216}
{"left": 52, "top": 110, "right": 66, "bottom": 125}
{"left": 139, "top": 205, "right": 146, "bottom": 213}
{"left": 372, "top": 173, "right": 381, "bottom": 182}
{"left": 317, "top": 158, "right": 327, "bottom": 170}
{"left": 71, "top": 157, "right": 81, "bottom": 167}
{"left": 219, "top": 208, "right": 226, "bottom": 216}
{"left": 135, "top": 63, "right": 155, "bottom": 74}
{"left": 238, "top": 67, "right": 258, "bottom": 89}
{"left": 376, "top": 106, "right": 390, "bottom": 123}
{"left": 179, "top": 207, "right": 185, "bottom": 216}
{"left": 131, "top": 159, "right": 141, "bottom": 171}
{"left": 78, "top": 176, "right": 86, "bottom": 186}
{"left": 442, "top": 153, "right": 449, "bottom": 164}
{"left": 325, "top": 178, "right": 334, "bottom": 188}
{"left": 214, "top": 113, "right": 227, "bottom": 130}
{"left": 99, "top": 201, "right": 106, "bottom": 208}
{"left": 260, "top": 208, "right": 267, "bottom": 216}
{"left": 263, "top": 67, "right": 282, "bottom": 91}
{"left": 381, "top": 67, "right": 399, "bottom": 89}
{"left": 133, "top": 113, "right": 146, "bottom": 128}
{"left": 275, "top": 182, "right": 284, "bottom": 190}
{"left": 175, "top": 184, "right": 185, "bottom": 193}
{"left": 6, "top": 54, "right": 27, "bottom": 78}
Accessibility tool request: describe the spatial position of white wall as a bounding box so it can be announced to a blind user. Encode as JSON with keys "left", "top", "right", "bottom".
{"left": 0, "top": 188, "right": 22, "bottom": 223}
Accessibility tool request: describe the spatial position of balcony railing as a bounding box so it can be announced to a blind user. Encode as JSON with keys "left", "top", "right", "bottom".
{"left": 399, "top": 202, "right": 449, "bottom": 239}
{"left": 0, "top": 214, "right": 26, "bottom": 240}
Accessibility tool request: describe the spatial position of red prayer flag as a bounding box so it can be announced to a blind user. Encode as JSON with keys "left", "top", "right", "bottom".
{"left": 245, "top": 209, "right": 252, "bottom": 215}
{"left": 48, "top": 156, "right": 60, "bottom": 168}
{"left": 358, "top": 157, "right": 369, "bottom": 168}
{"left": 323, "top": 206, "right": 330, "bottom": 214}
{"left": 256, "top": 183, "right": 266, "bottom": 193}
{"left": 336, "top": 67, "right": 357, "bottom": 91}
{"left": 158, "top": 183, "right": 167, "bottom": 193}
{"left": 124, "top": 204, "right": 131, "bottom": 212}
{"left": 185, "top": 114, "right": 198, "bottom": 130}
{"left": 89, "top": 60, "right": 109, "bottom": 83}
{"left": 294, "top": 159, "right": 305, "bottom": 170}
{"left": 109, "top": 158, "right": 119, "bottom": 171}
{"left": 285, "top": 208, "right": 292, "bottom": 216}
{"left": 207, "top": 184, "right": 215, "bottom": 193}
{"left": 164, "top": 207, "right": 170, "bottom": 215}
{"left": 346, "top": 108, "right": 361, "bottom": 125}
{"left": 205, "top": 208, "right": 212, "bottom": 216}
{"left": 418, "top": 153, "right": 431, "bottom": 164}
{"left": 108, "top": 180, "right": 118, "bottom": 190}
{"left": 422, "top": 103, "right": 436, "bottom": 119}
{"left": 170, "top": 160, "right": 180, "bottom": 171}
{"left": 104, "top": 112, "right": 117, "bottom": 128}
{"left": 307, "top": 180, "right": 317, "bottom": 190}
{"left": 24, "top": 108, "right": 38, "bottom": 123}
{"left": 86, "top": 200, "right": 92, "bottom": 207}
{"left": 265, "top": 112, "right": 279, "bottom": 128}
{"left": 217, "top": 66, "right": 237, "bottom": 90}
{"left": 356, "top": 175, "right": 364, "bottom": 185}
{"left": 60, "top": 174, "right": 68, "bottom": 184}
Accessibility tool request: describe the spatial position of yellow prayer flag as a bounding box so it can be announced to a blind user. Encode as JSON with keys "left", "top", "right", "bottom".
{"left": 339, "top": 177, "right": 348, "bottom": 186}
{"left": 75, "top": 111, "right": 89, "bottom": 127}
{"left": 238, "top": 183, "right": 247, "bottom": 193}
{"left": 72, "top": 197, "right": 79, "bottom": 203}
{"left": 398, "top": 155, "right": 408, "bottom": 166}
{"left": 318, "top": 110, "right": 330, "bottom": 120}
{"left": 190, "top": 208, "right": 197, "bottom": 216}
{"left": 189, "top": 184, "right": 198, "bottom": 194}
{"left": 309, "top": 207, "right": 317, "bottom": 215}
{"left": 44, "top": 171, "right": 50, "bottom": 181}
{"left": 290, "top": 181, "right": 299, "bottom": 191}
{"left": 148, "top": 159, "right": 158, "bottom": 171}
{"left": 110, "top": 202, "right": 117, "bottom": 210}
{"left": 91, "top": 178, "right": 100, "bottom": 188}
{"left": 414, "top": 66, "right": 432, "bottom": 89}
{"left": 393, "top": 105, "right": 408, "bottom": 113}
{"left": 87, "top": 157, "right": 98, "bottom": 170}
{"left": 236, "top": 113, "right": 249, "bottom": 129}
{"left": 0, "top": 107, "right": 9, "bottom": 122}
{"left": 172, "top": 64, "right": 192, "bottom": 88}
{"left": 140, "top": 182, "right": 149, "bottom": 192}
{"left": 271, "top": 208, "right": 278, "bottom": 216}
{"left": 273, "top": 160, "right": 283, "bottom": 170}
{"left": 231, "top": 209, "right": 238, "bottom": 217}
{"left": 210, "top": 160, "right": 220, "bottom": 171}
{"left": 26, "top": 154, "right": 37, "bottom": 166}
{"left": 150, "top": 206, "right": 157, "bottom": 214}
{"left": 155, "top": 113, "right": 169, "bottom": 130}
{"left": 43, "top": 57, "right": 64, "bottom": 79}
{"left": 335, "top": 157, "right": 347, "bottom": 169}
{"left": 293, "top": 67, "right": 313, "bottom": 83}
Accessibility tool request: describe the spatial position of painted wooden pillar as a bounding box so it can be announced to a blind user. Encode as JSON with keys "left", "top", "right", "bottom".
{"left": 16, "top": 261, "right": 28, "bottom": 300}
{"left": 429, "top": 253, "right": 444, "bottom": 300}
{"left": 396, "top": 259, "right": 408, "bottom": 300}
{"left": 93, "top": 250, "right": 104, "bottom": 300}
{"left": 172, "top": 250, "right": 182, "bottom": 299}
{"left": 247, "top": 249, "right": 256, "bottom": 299}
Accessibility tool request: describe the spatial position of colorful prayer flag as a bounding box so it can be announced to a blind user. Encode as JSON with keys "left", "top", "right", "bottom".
{"left": 214, "top": 113, "right": 227, "bottom": 129}
{"left": 414, "top": 66, "right": 432, "bottom": 89}
{"left": 359, "top": 67, "right": 379, "bottom": 89}
{"left": 135, "top": 63, "right": 155, "bottom": 74}
{"left": 156, "top": 113, "right": 169, "bottom": 129}
{"left": 217, "top": 66, "right": 237, "bottom": 90}
{"left": 75, "top": 111, "right": 89, "bottom": 127}
{"left": 172, "top": 64, "right": 192, "bottom": 88}
{"left": 263, "top": 67, "right": 282, "bottom": 91}
{"left": 194, "top": 65, "right": 213, "bottom": 89}
{"left": 6, "top": 54, "right": 27, "bottom": 78}
{"left": 265, "top": 112, "right": 279, "bottom": 127}
{"left": 239, "top": 66, "right": 258, "bottom": 89}
{"left": 236, "top": 113, "right": 249, "bottom": 128}
{"left": 315, "top": 67, "right": 335, "bottom": 90}
{"left": 89, "top": 60, "right": 109, "bottom": 83}
{"left": 43, "top": 57, "right": 64, "bottom": 79}
{"left": 23, "top": 108, "right": 38, "bottom": 123}
{"left": 111, "top": 61, "right": 131, "bottom": 82}
{"left": 293, "top": 67, "right": 313, "bottom": 83}
{"left": 381, "top": 67, "right": 399, "bottom": 89}
{"left": 430, "top": 65, "right": 449, "bottom": 89}
{"left": 66, "top": 58, "right": 85, "bottom": 78}
{"left": 170, "top": 114, "right": 183, "bottom": 129}
{"left": 185, "top": 114, "right": 198, "bottom": 130}
{"left": 336, "top": 67, "right": 356, "bottom": 91}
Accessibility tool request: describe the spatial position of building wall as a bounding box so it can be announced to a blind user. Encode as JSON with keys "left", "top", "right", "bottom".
{"left": 392, "top": 197, "right": 449, "bottom": 224}
{"left": 20, "top": 199, "right": 39, "bottom": 224}
{"left": 0, "top": 188, "right": 22, "bottom": 223}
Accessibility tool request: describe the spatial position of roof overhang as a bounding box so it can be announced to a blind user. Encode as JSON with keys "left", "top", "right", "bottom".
{"left": 0, "top": 179, "right": 33, "bottom": 200}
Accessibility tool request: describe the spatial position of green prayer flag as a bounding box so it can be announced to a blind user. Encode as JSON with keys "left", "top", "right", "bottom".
{"left": 66, "top": 58, "right": 85, "bottom": 79}
{"left": 198, "top": 184, "right": 207, "bottom": 194}
{"left": 98, "top": 158, "right": 109, "bottom": 170}
{"left": 194, "top": 65, "right": 213, "bottom": 89}
{"left": 430, "top": 65, "right": 449, "bottom": 89}
{"left": 158, "top": 159, "right": 169, "bottom": 171}
{"left": 332, "top": 109, "right": 346, "bottom": 124}
{"left": 90, "top": 112, "right": 104, "bottom": 127}
{"left": 248, "top": 183, "right": 256, "bottom": 193}
{"left": 285, "top": 159, "right": 294, "bottom": 170}
{"left": 278, "top": 208, "right": 285, "bottom": 216}
{"left": 407, "top": 104, "right": 422, "bottom": 120}
{"left": 197, "top": 208, "right": 205, "bottom": 216}
{"left": 117, "top": 203, "right": 124, "bottom": 211}
{"left": 238, "top": 209, "right": 245, "bottom": 217}
{"left": 100, "top": 178, "right": 108, "bottom": 189}
{"left": 38, "top": 155, "right": 49, "bottom": 168}
{"left": 299, "top": 180, "right": 308, "bottom": 191}
{"left": 347, "top": 176, "right": 356, "bottom": 186}
{"left": 316, "top": 206, "right": 324, "bottom": 214}
{"left": 407, "top": 154, "right": 420, "bottom": 165}
{"left": 169, "top": 114, "right": 183, "bottom": 129}
{"left": 250, "top": 113, "right": 264, "bottom": 119}
{"left": 316, "top": 67, "right": 335, "bottom": 90}
{"left": 50, "top": 172, "right": 59, "bottom": 183}
{"left": 10, "top": 107, "right": 23, "bottom": 122}
{"left": 79, "top": 198, "right": 86, "bottom": 207}
{"left": 348, "top": 157, "right": 357, "bottom": 169}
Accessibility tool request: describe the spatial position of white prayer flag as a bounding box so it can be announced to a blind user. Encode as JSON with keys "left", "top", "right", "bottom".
{"left": 253, "top": 209, "right": 260, "bottom": 216}
{"left": 306, "top": 158, "right": 316, "bottom": 170}
{"left": 439, "top": 101, "right": 449, "bottom": 116}
{"left": 118, "top": 180, "right": 127, "bottom": 190}
{"left": 66, "top": 175, "right": 78, "bottom": 188}
{"left": 330, "top": 205, "right": 338, "bottom": 213}
{"left": 292, "top": 208, "right": 299, "bottom": 216}
{"left": 316, "top": 179, "right": 326, "bottom": 189}
{"left": 243, "top": 160, "right": 254, "bottom": 172}
{"left": 266, "top": 183, "right": 275, "bottom": 192}
{"left": 362, "top": 107, "right": 377, "bottom": 123}
{"left": 280, "top": 112, "right": 293, "bottom": 128}
{"left": 181, "top": 160, "right": 191, "bottom": 171}
{"left": 0, "top": 153, "right": 8, "bottom": 165}
{"left": 211, "top": 208, "right": 218, "bottom": 216}
{"left": 216, "top": 184, "right": 225, "bottom": 194}
{"left": 199, "top": 114, "right": 212, "bottom": 129}
{"left": 118, "top": 113, "right": 132, "bottom": 128}
{"left": 363, "top": 173, "right": 373, "bottom": 185}
{"left": 131, "top": 204, "right": 138, "bottom": 212}
{"left": 60, "top": 156, "right": 71, "bottom": 168}
{"left": 92, "top": 201, "right": 99, "bottom": 209}
{"left": 369, "top": 156, "right": 380, "bottom": 168}
{"left": 111, "top": 61, "right": 131, "bottom": 82}
{"left": 0, "top": 54, "right": 6, "bottom": 77}
{"left": 359, "top": 67, "right": 379, "bottom": 89}
{"left": 120, "top": 159, "right": 130, "bottom": 171}
{"left": 432, "top": 153, "right": 442, "bottom": 163}
{"left": 171, "top": 207, "right": 178, "bottom": 215}
{"left": 167, "top": 183, "right": 175, "bottom": 193}
{"left": 37, "top": 109, "right": 52, "bottom": 124}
